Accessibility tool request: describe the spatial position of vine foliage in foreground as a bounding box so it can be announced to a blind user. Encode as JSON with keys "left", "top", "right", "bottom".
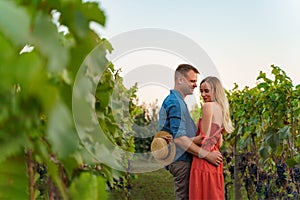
{"left": 0, "top": 1, "right": 137, "bottom": 199}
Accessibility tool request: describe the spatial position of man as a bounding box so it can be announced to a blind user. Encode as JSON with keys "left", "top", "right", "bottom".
{"left": 158, "top": 64, "right": 223, "bottom": 200}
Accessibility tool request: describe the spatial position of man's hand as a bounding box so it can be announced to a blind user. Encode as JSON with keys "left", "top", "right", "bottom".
{"left": 192, "top": 135, "right": 202, "bottom": 145}
{"left": 174, "top": 136, "right": 223, "bottom": 166}
{"left": 204, "top": 151, "right": 223, "bottom": 166}
{"left": 162, "top": 135, "right": 173, "bottom": 143}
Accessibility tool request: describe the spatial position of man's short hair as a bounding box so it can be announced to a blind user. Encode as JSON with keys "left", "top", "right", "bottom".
{"left": 175, "top": 64, "right": 199, "bottom": 79}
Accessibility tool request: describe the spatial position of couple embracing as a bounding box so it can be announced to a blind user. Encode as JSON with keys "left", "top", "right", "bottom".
{"left": 156, "top": 64, "right": 234, "bottom": 200}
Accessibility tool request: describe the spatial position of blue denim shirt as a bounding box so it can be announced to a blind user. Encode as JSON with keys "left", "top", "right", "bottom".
{"left": 158, "top": 90, "right": 197, "bottom": 163}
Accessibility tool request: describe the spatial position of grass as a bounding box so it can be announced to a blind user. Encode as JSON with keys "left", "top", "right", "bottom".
{"left": 108, "top": 168, "right": 174, "bottom": 200}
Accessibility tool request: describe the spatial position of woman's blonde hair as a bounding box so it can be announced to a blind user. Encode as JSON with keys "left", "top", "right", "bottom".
{"left": 200, "top": 76, "right": 234, "bottom": 133}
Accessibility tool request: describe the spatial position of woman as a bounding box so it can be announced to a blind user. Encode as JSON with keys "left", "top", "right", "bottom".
{"left": 189, "top": 76, "right": 234, "bottom": 200}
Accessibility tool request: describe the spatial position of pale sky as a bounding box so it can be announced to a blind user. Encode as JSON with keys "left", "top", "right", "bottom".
{"left": 91, "top": 0, "right": 300, "bottom": 107}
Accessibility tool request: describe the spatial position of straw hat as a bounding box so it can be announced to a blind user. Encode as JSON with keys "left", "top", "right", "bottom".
{"left": 151, "top": 131, "right": 176, "bottom": 166}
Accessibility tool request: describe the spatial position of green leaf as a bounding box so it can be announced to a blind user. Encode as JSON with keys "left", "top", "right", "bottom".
{"left": 13, "top": 50, "right": 44, "bottom": 92}
{"left": 47, "top": 102, "right": 78, "bottom": 159}
{"left": 274, "top": 145, "right": 284, "bottom": 157}
{"left": 259, "top": 145, "right": 269, "bottom": 158}
{"left": 256, "top": 71, "right": 266, "bottom": 80}
{"left": 0, "top": 132, "right": 30, "bottom": 163}
{"left": 294, "top": 108, "right": 300, "bottom": 118}
{"left": 60, "top": 1, "right": 105, "bottom": 37}
{"left": 271, "top": 65, "right": 281, "bottom": 76}
{"left": 61, "top": 0, "right": 80, "bottom": 4}
{"left": 45, "top": 100, "right": 81, "bottom": 178}
{"left": 81, "top": 2, "right": 106, "bottom": 26}
{"left": 73, "top": 10, "right": 90, "bottom": 39}
{"left": 60, "top": 2, "right": 103, "bottom": 40}
{"left": 297, "top": 134, "right": 300, "bottom": 147}
{"left": 267, "top": 132, "right": 280, "bottom": 150}
{"left": 286, "top": 155, "right": 300, "bottom": 168}
{"left": 0, "top": 1, "right": 30, "bottom": 46}
{"left": 0, "top": 35, "right": 16, "bottom": 88}
{"left": 31, "top": 11, "right": 69, "bottom": 73}
{"left": 100, "top": 39, "right": 113, "bottom": 53}
{"left": 278, "top": 126, "right": 290, "bottom": 140}
{"left": 69, "top": 172, "right": 108, "bottom": 200}
{"left": 0, "top": 156, "right": 29, "bottom": 199}
{"left": 257, "top": 82, "right": 269, "bottom": 90}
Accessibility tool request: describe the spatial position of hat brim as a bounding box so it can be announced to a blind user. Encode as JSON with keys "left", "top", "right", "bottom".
{"left": 151, "top": 131, "right": 176, "bottom": 166}
{"left": 154, "top": 130, "right": 172, "bottom": 138}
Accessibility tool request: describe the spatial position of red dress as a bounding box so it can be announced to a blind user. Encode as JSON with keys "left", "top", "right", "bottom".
{"left": 189, "top": 118, "right": 224, "bottom": 200}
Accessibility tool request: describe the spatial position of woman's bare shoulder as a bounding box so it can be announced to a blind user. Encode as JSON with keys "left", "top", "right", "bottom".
{"left": 202, "top": 102, "right": 213, "bottom": 116}
{"left": 202, "top": 102, "right": 214, "bottom": 109}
